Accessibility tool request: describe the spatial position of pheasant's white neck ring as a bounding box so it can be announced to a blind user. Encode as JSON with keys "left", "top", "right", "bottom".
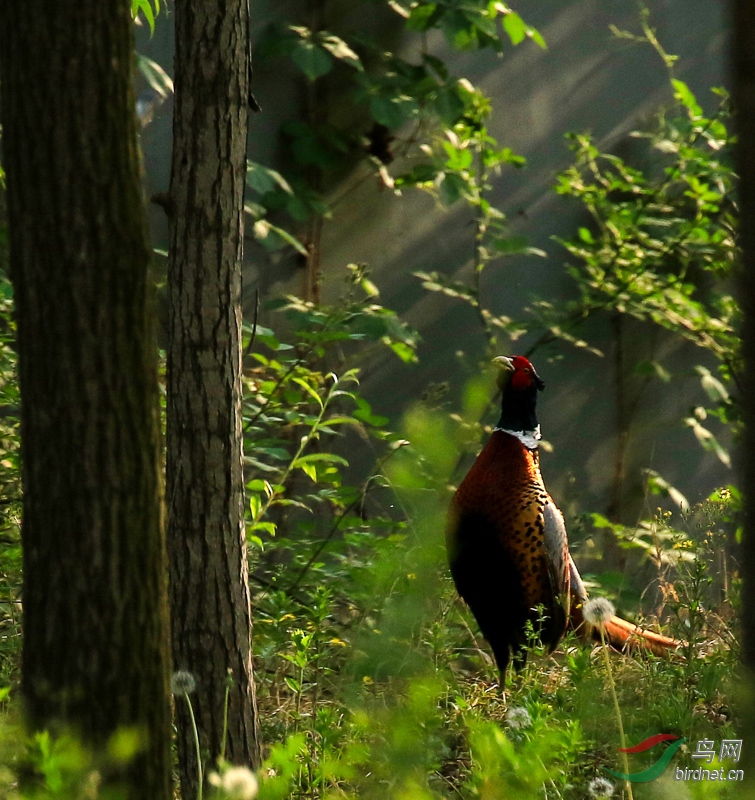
{"left": 494, "top": 425, "right": 541, "bottom": 450}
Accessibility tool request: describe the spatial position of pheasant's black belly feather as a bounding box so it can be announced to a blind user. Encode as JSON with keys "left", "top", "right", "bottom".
{"left": 448, "top": 511, "right": 528, "bottom": 676}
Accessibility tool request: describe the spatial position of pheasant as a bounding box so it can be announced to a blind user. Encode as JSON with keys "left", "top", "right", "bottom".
{"left": 446, "top": 355, "right": 680, "bottom": 678}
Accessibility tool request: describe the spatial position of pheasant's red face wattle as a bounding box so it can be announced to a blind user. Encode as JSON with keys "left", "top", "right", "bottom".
{"left": 511, "top": 370, "right": 533, "bottom": 390}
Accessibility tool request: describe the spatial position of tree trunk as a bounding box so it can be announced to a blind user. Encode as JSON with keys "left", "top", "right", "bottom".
{"left": 733, "top": 0, "right": 755, "bottom": 748}
{"left": 0, "top": 3, "right": 172, "bottom": 798}
{"left": 166, "top": 0, "right": 261, "bottom": 795}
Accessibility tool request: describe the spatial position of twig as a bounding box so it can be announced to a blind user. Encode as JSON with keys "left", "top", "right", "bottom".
{"left": 242, "top": 288, "right": 260, "bottom": 359}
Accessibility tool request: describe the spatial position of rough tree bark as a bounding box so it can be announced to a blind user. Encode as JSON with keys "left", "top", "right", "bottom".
{"left": 166, "top": 0, "right": 261, "bottom": 795}
{"left": 0, "top": 2, "right": 172, "bottom": 798}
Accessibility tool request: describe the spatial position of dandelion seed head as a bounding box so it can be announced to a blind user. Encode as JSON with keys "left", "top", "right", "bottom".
{"left": 588, "top": 776, "right": 615, "bottom": 798}
{"left": 220, "top": 766, "right": 259, "bottom": 799}
{"left": 170, "top": 670, "right": 196, "bottom": 696}
{"left": 583, "top": 597, "right": 615, "bottom": 627}
{"left": 505, "top": 706, "right": 532, "bottom": 730}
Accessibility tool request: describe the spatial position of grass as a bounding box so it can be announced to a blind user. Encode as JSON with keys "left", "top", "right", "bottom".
{"left": 249, "top": 529, "right": 739, "bottom": 800}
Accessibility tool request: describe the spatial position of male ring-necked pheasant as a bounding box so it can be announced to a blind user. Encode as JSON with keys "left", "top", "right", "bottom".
{"left": 446, "top": 355, "right": 679, "bottom": 678}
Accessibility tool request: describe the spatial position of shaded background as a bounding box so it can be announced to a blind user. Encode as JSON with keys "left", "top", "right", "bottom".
{"left": 136, "top": 0, "right": 730, "bottom": 523}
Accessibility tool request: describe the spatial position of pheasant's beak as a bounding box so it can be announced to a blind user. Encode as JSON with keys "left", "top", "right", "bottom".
{"left": 492, "top": 356, "right": 515, "bottom": 390}
{"left": 492, "top": 356, "right": 515, "bottom": 373}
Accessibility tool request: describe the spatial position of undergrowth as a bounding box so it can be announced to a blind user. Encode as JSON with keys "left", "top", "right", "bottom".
{"left": 246, "top": 403, "right": 740, "bottom": 800}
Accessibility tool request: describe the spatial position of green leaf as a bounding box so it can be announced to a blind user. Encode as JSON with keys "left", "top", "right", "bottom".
{"left": 387, "top": 0, "right": 410, "bottom": 17}
{"left": 442, "top": 11, "right": 478, "bottom": 50}
{"left": 318, "top": 34, "right": 363, "bottom": 70}
{"left": 250, "top": 479, "right": 275, "bottom": 498}
{"left": 246, "top": 162, "right": 293, "bottom": 195}
{"left": 492, "top": 236, "right": 545, "bottom": 256}
{"left": 319, "top": 415, "right": 360, "bottom": 427}
{"left": 468, "top": 10, "right": 497, "bottom": 39}
{"left": 135, "top": 54, "right": 173, "bottom": 98}
{"left": 685, "top": 417, "right": 731, "bottom": 467}
{"left": 654, "top": 139, "right": 679, "bottom": 154}
{"left": 644, "top": 469, "right": 690, "bottom": 511}
{"left": 696, "top": 365, "right": 729, "bottom": 403}
{"left": 528, "top": 27, "right": 547, "bottom": 49}
{"left": 389, "top": 340, "right": 418, "bottom": 363}
{"left": 497, "top": 147, "right": 526, "bottom": 167}
{"left": 132, "top": 0, "right": 158, "bottom": 34}
{"left": 634, "top": 359, "right": 671, "bottom": 382}
{"left": 299, "top": 462, "right": 318, "bottom": 482}
{"left": 433, "top": 86, "right": 467, "bottom": 126}
{"left": 249, "top": 520, "right": 277, "bottom": 536}
{"left": 406, "top": 3, "right": 440, "bottom": 31}
{"left": 422, "top": 54, "right": 449, "bottom": 80}
{"left": 251, "top": 218, "right": 308, "bottom": 256}
{"left": 244, "top": 457, "right": 280, "bottom": 473}
{"left": 360, "top": 277, "right": 380, "bottom": 298}
{"left": 292, "top": 377, "right": 324, "bottom": 408}
{"left": 443, "top": 142, "right": 473, "bottom": 170}
{"left": 672, "top": 79, "right": 702, "bottom": 118}
{"left": 291, "top": 39, "right": 333, "bottom": 80}
{"left": 503, "top": 12, "right": 526, "bottom": 45}
{"left": 438, "top": 171, "right": 469, "bottom": 205}
{"left": 591, "top": 513, "right": 619, "bottom": 531}
{"left": 369, "top": 95, "right": 417, "bottom": 130}
{"left": 294, "top": 452, "right": 349, "bottom": 466}
{"left": 249, "top": 493, "right": 263, "bottom": 520}
{"left": 283, "top": 121, "right": 345, "bottom": 169}
{"left": 353, "top": 398, "right": 389, "bottom": 427}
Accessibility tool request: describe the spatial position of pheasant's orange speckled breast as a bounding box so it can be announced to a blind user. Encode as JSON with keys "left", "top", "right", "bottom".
{"left": 450, "top": 431, "right": 556, "bottom": 613}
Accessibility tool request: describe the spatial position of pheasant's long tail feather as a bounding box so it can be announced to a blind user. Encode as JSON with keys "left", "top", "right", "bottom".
{"left": 601, "top": 615, "right": 684, "bottom": 656}
{"left": 568, "top": 554, "right": 684, "bottom": 656}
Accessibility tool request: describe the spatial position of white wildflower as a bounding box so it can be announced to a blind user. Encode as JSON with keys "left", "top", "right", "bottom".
{"left": 588, "top": 776, "right": 615, "bottom": 798}
{"left": 82, "top": 770, "right": 101, "bottom": 800}
{"left": 170, "top": 670, "right": 197, "bottom": 696}
{"left": 583, "top": 597, "right": 616, "bottom": 627}
{"left": 505, "top": 706, "right": 532, "bottom": 730}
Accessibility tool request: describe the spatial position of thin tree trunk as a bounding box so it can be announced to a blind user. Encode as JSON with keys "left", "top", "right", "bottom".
{"left": 0, "top": 3, "right": 172, "bottom": 798}
{"left": 166, "top": 0, "right": 261, "bottom": 795}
